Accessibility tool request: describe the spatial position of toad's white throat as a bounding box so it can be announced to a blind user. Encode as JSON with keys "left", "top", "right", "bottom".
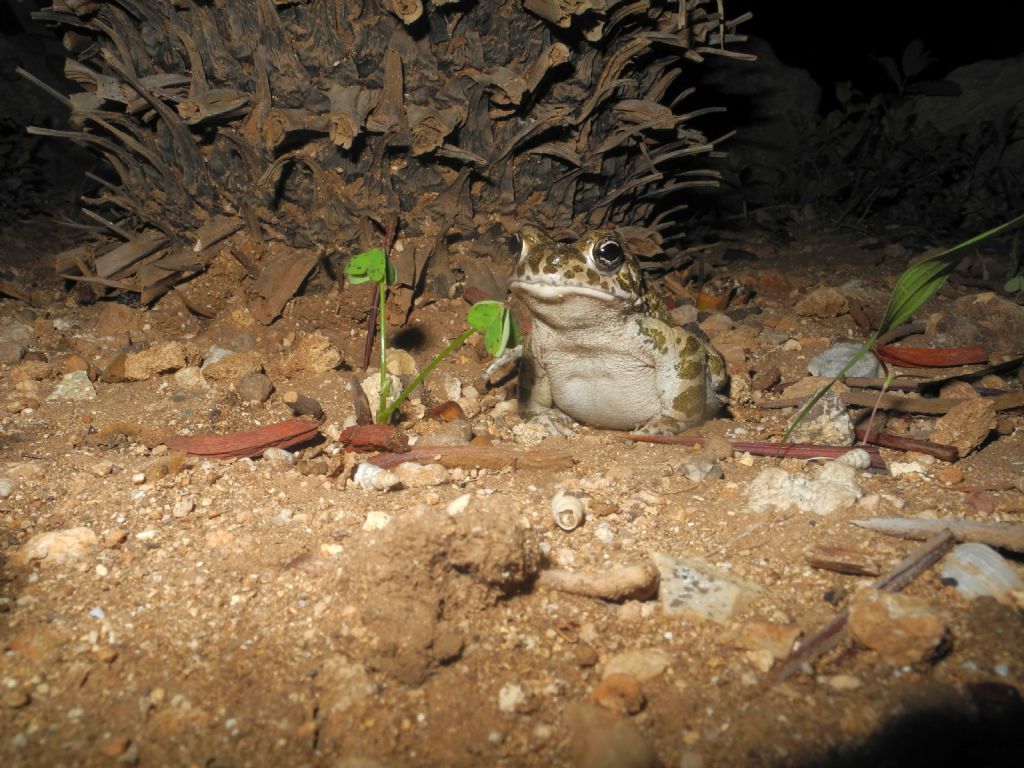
{"left": 510, "top": 279, "right": 620, "bottom": 303}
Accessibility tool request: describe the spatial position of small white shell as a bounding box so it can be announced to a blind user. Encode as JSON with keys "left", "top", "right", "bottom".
{"left": 353, "top": 462, "right": 401, "bottom": 491}
{"left": 550, "top": 489, "right": 585, "bottom": 531}
{"left": 835, "top": 448, "right": 872, "bottom": 469}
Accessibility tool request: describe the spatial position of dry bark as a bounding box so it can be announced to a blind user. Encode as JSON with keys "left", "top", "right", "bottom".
{"left": 28, "top": 0, "right": 748, "bottom": 306}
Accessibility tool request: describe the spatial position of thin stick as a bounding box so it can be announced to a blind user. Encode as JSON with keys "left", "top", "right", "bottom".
{"left": 763, "top": 531, "right": 955, "bottom": 687}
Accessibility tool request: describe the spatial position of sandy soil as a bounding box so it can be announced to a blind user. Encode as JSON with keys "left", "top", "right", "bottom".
{"left": 1, "top": 224, "right": 1022, "bottom": 767}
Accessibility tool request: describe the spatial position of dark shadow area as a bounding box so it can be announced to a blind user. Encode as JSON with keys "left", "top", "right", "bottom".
{"left": 798, "top": 682, "right": 1024, "bottom": 768}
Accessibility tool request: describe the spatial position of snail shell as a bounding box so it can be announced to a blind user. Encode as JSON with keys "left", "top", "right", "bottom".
{"left": 550, "top": 489, "right": 585, "bottom": 531}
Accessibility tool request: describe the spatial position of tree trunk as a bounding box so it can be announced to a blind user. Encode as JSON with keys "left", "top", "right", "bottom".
{"left": 31, "top": 0, "right": 750, "bottom": 304}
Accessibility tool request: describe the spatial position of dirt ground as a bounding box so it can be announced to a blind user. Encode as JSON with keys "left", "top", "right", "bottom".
{"left": 1, "top": 222, "right": 1023, "bottom": 768}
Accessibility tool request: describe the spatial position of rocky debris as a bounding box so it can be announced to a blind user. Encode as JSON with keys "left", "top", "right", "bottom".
{"left": 124, "top": 342, "right": 193, "bottom": 380}
{"left": 0, "top": 320, "right": 33, "bottom": 345}
{"left": 568, "top": 702, "right": 658, "bottom": 768}
{"left": 931, "top": 398, "right": 997, "bottom": 458}
{"left": 393, "top": 461, "right": 448, "bottom": 488}
{"left": 173, "top": 366, "right": 209, "bottom": 390}
{"left": 0, "top": 338, "right": 26, "bottom": 364}
{"left": 94, "top": 303, "right": 144, "bottom": 340}
{"left": 787, "top": 389, "right": 854, "bottom": 445}
{"left": 602, "top": 648, "right": 671, "bottom": 682}
{"left": 347, "top": 497, "right": 539, "bottom": 684}
{"left": 747, "top": 459, "right": 863, "bottom": 515}
{"left": 679, "top": 452, "right": 723, "bottom": 482}
{"left": 728, "top": 620, "right": 802, "bottom": 662}
{"left": 10, "top": 358, "right": 52, "bottom": 383}
{"left": 795, "top": 287, "right": 848, "bottom": 318}
{"left": 847, "top": 588, "right": 949, "bottom": 665}
{"left": 46, "top": 370, "right": 97, "bottom": 402}
{"left": 650, "top": 552, "right": 762, "bottom": 622}
{"left": 415, "top": 419, "right": 474, "bottom": 447}
{"left": 497, "top": 682, "right": 530, "bottom": 713}
{"left": 201, "top": 349, "right": 264, "bottom": 382}
{"left": 940, "top": 543, "right": 1024, "bottom": 603}
{"left": 591, "top": 674, "right": 645, "bottom": 715}
{"left": 807, "top": 341, "right": 882, "bottom": 378}
{"left": 925, "top": 292, "right": 1024, "bottom": 356}
{"left": 235, "top": 371, "right": 274, "bottom": 403}
{"left": 11, "top": 527, "right": 98, "bottom": 568}
{"left": 282, "top": 331, "right": 341, "bottom": 374}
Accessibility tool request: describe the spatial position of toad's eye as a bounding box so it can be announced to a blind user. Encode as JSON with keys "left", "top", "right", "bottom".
{"left": 592, "top": 237, "right": 624, "bottom": 273}
{"left": 508, "top": 233, "right": 524, "bottom": 258}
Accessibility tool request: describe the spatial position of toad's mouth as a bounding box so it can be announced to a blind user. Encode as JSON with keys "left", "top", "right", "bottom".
{"left": 509, "top": 278, "right": 620, "bottom": 303}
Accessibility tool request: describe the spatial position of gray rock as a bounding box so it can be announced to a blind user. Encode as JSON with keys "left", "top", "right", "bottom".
{"left": 602, "top": 649, "right": 671, "bottom": 682}
{"left": 0, "top": 339, "right": 26, "bottom": 365}
{"left": 47, "top": 370, "right": 97, "bottom": 402}
{"left": 807, "top": 342, "right": 882, "bottom": 378}
{"left": 940, "top": 543, "right": 1024, "bottom": 603}
{"left": 650, "top": 552, "right": 761, "bottom": 623}
{"left": 787, "top": 389, "right": 854, "bottom": 446}
{"left": 236, "top": 371, "right": 273, "bottom": 403}
{"left": 0, "top": 321, "right": 32, "bottom": 345}
{"left": 747, "top": 462, "right": 862, "bottom": 516}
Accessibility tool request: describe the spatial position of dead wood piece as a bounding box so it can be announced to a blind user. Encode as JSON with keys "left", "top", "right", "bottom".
{"left": 537, "top": 562, "right": 660, "bottom": 602}
{"left": 805, "top": 544, "right": 880, "bottom": 577}
{"left": 876, "top": 343, "right": 988, "bottom": 368}
{"left": 852, "top": 518, "right": 1024, "bottom": 554}
{"left": 387, "top": 0, "right": 423, "bottom": 24}
{"left": 370, "top": 445, "right": 575, "bottom": 472}
{"left": 177, "top": 89, "right": 250, "bottom": 125}
{"left": 193, "top": 217, "right": 243, "bottom": 253}
{"left": 263, "top": 108, "right": 329, "bottom": 149}
{"left": 623, "top": 433, "right": 886, "bottom": 469}
{"left": 283, "top": 391, "right": 324, "bottom": 420}
{"left": 854, "top": 427, "right": 959, "bottom": 463}
{"left": 841, "top": 390, "right": 1024, "bottom": 414}
{"left": 94, "top": 232, "right": 168, "bottom": 279}
{"left": 765, "top": 531, "right": 955, "bottom": 688}
{"left": 339, "top": 424, "right": 409, "bottom": 454}
{"left": 249, "top": 247, "right": 319, "bottom": 325}
{"left": 0, "top": 279, "right": 47, "bottom": 307}
{"left": 165, "top": 418, "right": 321, "bottom": 459}
{"left": 326, "top": 85, "right": 377, "bottom": 149}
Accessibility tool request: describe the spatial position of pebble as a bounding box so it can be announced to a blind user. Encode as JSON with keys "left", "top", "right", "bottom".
{"left": 172, "top": 498, "right": 195, "bottom": 518}
{"left": 931, "top": 398, "right": 997, "bottom": 458}
{"left": 591, "top": 674, "right": 645, "bottom": 715}
{"left": 848, "top": 588, "right": 948, "bottom": 665}
{"left": 747, "top": 462, "right": 861, "bottom": 515}
{"left": 263, "top": 447, "right": 295, "bottom": 465}
{"left": 807, "top": 342, "right": 882, "bottom": 378}
{"left": 603, "top": 648, "right": 671, "bottom": 682}
{"left": 497, "top": 682, "right": 528, "bottom": 713}
{"left": 11, "top": 527, "right": 98, "bottom": 568}
{"left": 795, "top": 287, "right": 848, "bottom": 318}
{"left": 131, "top": 472, "right": 146, "bottom": 484}
{"left": 125, "top": 341, "right": 192, "bottom": 380}
{"left": 46, "top": 370, "right": 97, "bottom": 402}
{"left": 0, "top": 321, "right": 33, "bottom": 344}
{"left": 825, "top": 674, "right": 863, "bottom": 690}
{"left": 0, "top": 477, "right": 13, "bottom": 499}
{"left": 235, "top": 371, "right": 273, "bottom": 403}
{"left": 283, "top": 331, "right": 341, "bottom": 374}
{"left": 680, "top": 454, "right": 722, "bottom": 483}
{"left": 650, "top": 552, "right": 762, "bottom": 622}
{"left": 568, "top": 702, "right": 658, "bottom": 768}
{"left": 730, "top": 620, "right": 801, "bottom": 659}
{"left": 0, "top": 339, "right": 26, "bottom": 364}
{"left": 787, "top": 389, "right": 853, "bottom": 445}
{"left": 174, "top": 366, "right": 209, "bottom": 389}
{"left": 2, "top": 689, "right": 30, "bottom": 709}
{"left": 940, "top": 543, "right": 1024, "bottom": 603}
{"left": 362, "top": 510, "right": 392, "bottom": 530}
{"left": 393, "top": 461, "right": 449, "bottom": 487}
{"left": 202, "top": 349, "right": 263, "bottom": 382}
{"left": 384, "top": 347, "right": 418, "bottom": 377}
{"left": 317, "top": 657, "right": 377, "bottom": 715}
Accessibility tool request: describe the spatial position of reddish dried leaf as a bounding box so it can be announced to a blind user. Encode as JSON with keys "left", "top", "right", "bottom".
{"left": 165, "top": 417, "right": 320, "bottom": 458}
{"left": 875, "top": 343, "right": 987, "bottom": 367}
{"left": 339, "top": 424, "right": 409, "bottom": 453}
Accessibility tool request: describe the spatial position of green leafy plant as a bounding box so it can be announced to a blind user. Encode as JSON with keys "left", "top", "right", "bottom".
{"left": 346, "top": 248, "right": 519, "bottom": 425}
{"left": 784, "top": 212, "right": 1024, "bottom": 442}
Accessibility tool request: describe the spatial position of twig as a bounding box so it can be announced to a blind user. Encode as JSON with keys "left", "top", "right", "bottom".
{"left": 852, "top": 518, "right": 1024, "bottom": 553}
{"left": 764, "top": 531, "right": 955, "bottom": 687}
{"left": 854, "top": 427, "right": 958, "bottom": 463}
{"left": 370, "top": 445, "right": 575, "bottom": 471}
{"left": 536, "top": 562, "right": 660, "bottom": 602}
{"left": 622, "top": 434, "right": 886, "bottom": 469}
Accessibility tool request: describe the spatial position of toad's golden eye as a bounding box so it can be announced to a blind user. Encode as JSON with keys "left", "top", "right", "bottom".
{"left": 592, "top": 237, "right": 624, "bottom": 273}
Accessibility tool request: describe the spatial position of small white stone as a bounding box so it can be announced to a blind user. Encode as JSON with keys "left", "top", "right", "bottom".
{"left": 131, "top": 472, "right": 146, "bottom": 485}
{"left": 95, "top": 564, "right": 109, "bottom": 577}
{"left": 362, "top": 510, "right": 392, "bottom": 531}
{"left": 497, "top": 682, "right": 526, "bottom": 713}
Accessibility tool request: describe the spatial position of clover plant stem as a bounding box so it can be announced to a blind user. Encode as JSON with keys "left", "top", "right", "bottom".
{"left": 379, "top": 328, "right": 475, "bottom": 424}
{"left": 377, "top": 279, "right": 387, "bottom": 423}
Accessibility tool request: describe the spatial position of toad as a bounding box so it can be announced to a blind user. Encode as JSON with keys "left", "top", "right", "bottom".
{"left": 509, "top": 225, "right": 727, "bottom": 434}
